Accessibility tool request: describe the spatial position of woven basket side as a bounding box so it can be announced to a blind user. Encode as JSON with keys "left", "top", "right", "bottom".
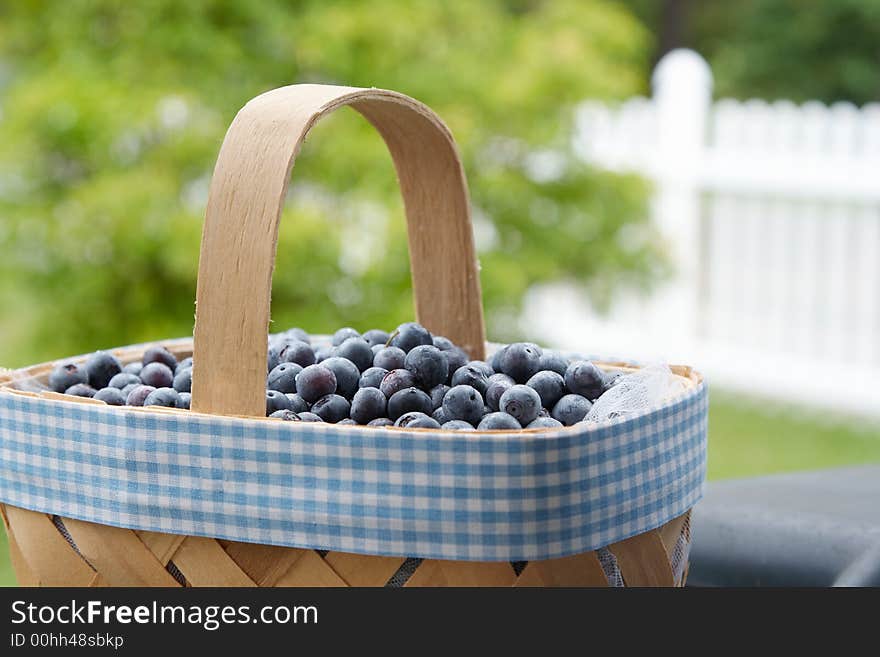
{"left": 2, "top": 504, "right": 690, "bottom": 587}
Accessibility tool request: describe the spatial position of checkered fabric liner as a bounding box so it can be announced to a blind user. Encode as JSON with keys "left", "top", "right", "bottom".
{"left": 0, "top": 378, "right": 707, "bottom": 562}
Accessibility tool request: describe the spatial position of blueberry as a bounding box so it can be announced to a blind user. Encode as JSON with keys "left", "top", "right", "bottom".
{"left": 314, "top": 346, "right": 336, "bottom": 363}
{"left": 144, "top": 387, "right": 180, "bottom": 408}
{"left": 332, "top": 327, "right": 360, "bottom": 346}
{"left": 442, "top": 385, "right": 484, "bottom": 426}
{"left": 338, "top": 418, "right": 358, "bottom": 425}
{"left": 359, "top": 367, "right": 388, "bottom": 390}
{"left": 350, "top": 387, "right": 387, "bottom": 425}
{"left": 321, "top": 357, "right": 360, "bottom": 399}
{"left": 172, "top": 367, "right": 193, "bottom": 393}
{"left": 285, "top": 393, "right": 309, "bottom": 413}
{"left": 279, "top": 340, "right": 316, "bottom": 368}
{"left": 297, "top": 412, "right": 324, "bottom": 422}
{"left": 551, "top": 394, "right": 592, "bottom": 426}
{"left": 108, "top": 372, "right": 140, "bottom": 389}
{"left": 468, "top": 360, "right": 494, "bottom": 377}
{"left": 275, "top": 327, "right": 310, "bottom": 345}
{"left": 394, "top": 412, "right": 441, "bottom": 429}
{"left": 526, "top": 370, "right": 566, "bottom": 409}
{"left": 126, "top": 385, "right": 156, "bottom": 406}
{"left": 373, "top": 346, "right": 406, "bottom": 371}
{"left": 391, "top": 322, "right": 432, "bottom": 353}
{"left": 477, "top": 412, "right": 521, "bottom": 430}
{"left": 266, "top": 389, "right": 294, "bottom": 416}
{"left": 404, "top": 345, "right": 448, "bottom": 389}
{"left": 450, "top": 365, "right": 489, "bottom": 396}
{"left": 488, "top": 345, "right": 508, "bottom": 373}
{"left": 84, "top": 351, "right": 122, "bottom": 389}
{"left": 429, "top": 384, "right": 450, "bottom": 410}
{"left": 64, "top": 383, "right": 97, "bottom": 398}
{"left": 362, "top": 329, "right": 390, "bottom": 347}
{"left": 177, "top": 392, "right": 191, "bottom": 410}
{"left": 443, "top": 348, "right": 469, "bottom": 383}
{"left": 295, "top": 364, "right": 337, "bottom": 403}
{"left": 379, "top": 368, "right": 418, "bottom": 399}
{"left": 49, "top": 363, "right": 89, "bottom": 393}
{"left": 538, "top": 352, "right": 569, "bottom": 377}
{"left": 94, "top": 387, "right": 125, "bottom": 405}
{"left": 442, "top": 420, "right": 475, "bottom": 431}
{"left": 432, "top": 406, "right": 451, "bottom": 425}
{"left": 311, "top": 394, "right": 351, "bottom": 423}
{"left": 267, "top": 343, "right": 282, "bottom": 373}
{"left": 140, "top": 362, "right": 174, "bottom": 389}
{"left": 175, "top": 357, "right": 193, "bottom": 374}
{"left": 499, "top": 385, "right": 541, "bottom": 426}
{"left": 432, "top": 336, "right": 455, "bottom": 351}
{"left": 122, "top": 362, "right": 143, "bottom": 376}
{"left": 142, "top": 346, "right": 177, "bottom": 370}
{"left": 270, "top": 409, "right": 300, "bottom": 421}
{"left": 367, "top": 418, "right": 394, "bottom": 427}
{"left": 387, "top": 387, "right": 433, "bottom": 420}
{"left": 526, "top": 417, "right": 563, "bottom": 429}
{"left": 564, "top": 361, "right": 605, "bottom": 400}
{"left": 485, "top": 374, "right": 515, "bottom": 412}
{"left": 120, "top": 383, "right": 140, "bottom": 399}
{"left": 489, "top": 372, "right": 515, "bottom": 385}
{"left": 499, "top": 343, "right": 542, "bottom": 383}
{"left": 267, "top": 363, "right": 303, "bottom": 394}
{"left": 336, "top": 337, "right": 374, "bottom": 372}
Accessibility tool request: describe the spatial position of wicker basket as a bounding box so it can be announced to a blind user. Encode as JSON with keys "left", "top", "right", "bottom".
{"left": 0, "top": 85, "right": 707, "bottom": 587}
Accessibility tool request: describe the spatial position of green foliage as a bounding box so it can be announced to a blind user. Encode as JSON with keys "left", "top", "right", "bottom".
{"left": 622, "top": 0, "right": 880, "bottom": 105}
{"left": 0, "top": 0, "right": 659, "bottom": 367}
{"left": 703, "top": 0, "right": 880, "bottom": 105}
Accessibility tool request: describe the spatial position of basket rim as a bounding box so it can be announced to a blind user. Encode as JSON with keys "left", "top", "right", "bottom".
{"left": 0, "top": 340, "right": 708, "bottom": 561}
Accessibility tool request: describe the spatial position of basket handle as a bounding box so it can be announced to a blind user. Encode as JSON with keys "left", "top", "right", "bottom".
{"left": 191, "top": 85, "right": 485, "bottom": 417}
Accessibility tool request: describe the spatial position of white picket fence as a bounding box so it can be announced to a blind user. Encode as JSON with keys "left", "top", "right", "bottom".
{"left": 525, "top": 49, "right": 880, "bottom": 418}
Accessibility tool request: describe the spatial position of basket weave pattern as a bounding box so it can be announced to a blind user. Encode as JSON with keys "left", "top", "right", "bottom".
{"left": 1, "top": 504, "right": 689, "bottom": 587}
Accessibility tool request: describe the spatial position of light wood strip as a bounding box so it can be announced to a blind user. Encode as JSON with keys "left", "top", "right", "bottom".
{"left": 221, "top": 541, "right": 306, "bottom": 587}
{"left": 88, "top": 572, "right": 109, "bottom": 587}
{"left": 405, "top": 559, "right": 517, "bottom": 587}
{"left": 191, "top": 84, "right": 485, "bottom": 417}
{"left": 515, "top": 552, "right": 608, "bottom": 587}
{"left": 323, "top": 552, "right": 407, "bottom": 587}
{"left": 5, "top": 526, "right": 40, "bottom": 586}
{"left": 4, "top": 507, "right": 96, "bottom": 586}
{"left": 62, "top": 517, "right": 180, "bottom": 587}
{"left": 609, "top": 530, "right": 675, "bottom": 587}
{"left": 659, "top": 512, "right": 689, "bottom": 560}
{"left": 135, "top": 530, "right": 187, "bottom": 566}
{"left": 273, "top": 550, "right": 349, "bottom": 587}
{"left": 170, "top": 536, "right": 257, "bottom": 587}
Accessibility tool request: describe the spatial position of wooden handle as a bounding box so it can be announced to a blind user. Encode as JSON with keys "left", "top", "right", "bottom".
{"left": 191, "top": 85, "right": 485, "bottom": 417}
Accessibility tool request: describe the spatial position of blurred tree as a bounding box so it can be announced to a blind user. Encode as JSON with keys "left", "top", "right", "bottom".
{"left": 0, "top": 0, "right": 661, "bottom": 366}
{"left": 623, "top": 0, "right": 880, "bottom": 105}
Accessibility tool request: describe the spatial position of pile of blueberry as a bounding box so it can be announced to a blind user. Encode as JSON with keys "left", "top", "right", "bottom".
{"left": 47, "top": 322, "right": 623, "bottom": 431}
{"left": 48, "top": 346, "right": 194, "bottom": 410}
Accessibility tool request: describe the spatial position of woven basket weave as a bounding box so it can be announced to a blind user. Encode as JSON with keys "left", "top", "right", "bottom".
{"left": 0, "top": 85, "right": 706, "bottom": 587}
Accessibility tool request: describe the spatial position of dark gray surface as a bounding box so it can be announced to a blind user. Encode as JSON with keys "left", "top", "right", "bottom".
{"left": 688, "top": 465, "right": 880, "bottom": 586}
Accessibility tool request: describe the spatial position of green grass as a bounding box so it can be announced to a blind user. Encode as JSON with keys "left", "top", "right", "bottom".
{"left": 1, "top": 392, "right": 878, "bottom": 586}
{"left": 707, "top": 391, "right": 880, "bottom": 480}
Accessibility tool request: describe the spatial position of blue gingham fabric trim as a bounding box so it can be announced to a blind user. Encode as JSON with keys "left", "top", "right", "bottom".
{"left": 0, "top": 378, "right": 707, "bottom": 561}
